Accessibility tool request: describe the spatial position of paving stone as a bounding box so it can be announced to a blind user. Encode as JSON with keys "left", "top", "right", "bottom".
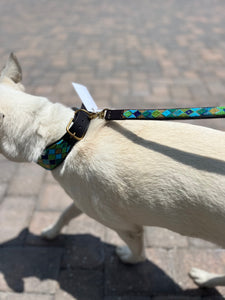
{"left": 216, "top": 69, "right": 225, "bottom": 79}
{"left": 132, "top": 81, "right": 150, "bottom": 97}
{"left": 0, "top": 292, "right": 54, "bottom": 300}
{"left": 105, "top": 297, "right": 151, "bottom": 300}
{"left": 53, "top": 290, "right": 75, "bottom": 300}
{"left": 45, "top": 172, "right": 57, "bottom": 184}
{"left": 169, "top": 85, "right": 192, "bottom": 100}
{"left": 188, "top": 237, "right": 217, "bottom": 249}
{"left": 202, "top": 297, "right": 225, "bottom": 300}
{"left": 0, "top": 292, "right": 7, "bottom": 300}
{"left": 207, "top": 81, "right": 225, "bottom": 95}
{"left": 0, "top": 196, "right": 35, "bottom": 211}
{"left": 38, "top": 183, "right": 72, "bottom": 211}
{"left": 104, "top": 247, "right": 180, "bottom": 297}
{"left": 0, "top": 184, "right": 7, "bottom": 204}
{"left": 0, "top": 155, "right": 5, "bottom": 161}
{"left": 0, "top": 247, "right": 62, "bottom": 294}
{"left": 0, "top": 197, "right": 35, "bottom": 245}
{"left": 26, "top": 210, "right": 66, "bottom": 246}
{"left": 66, "top": 214, "right": 106, "bottom": 241}
{"left": 7, "top": 164, "right": 45, "bottom": 197}
{"left": 153, "top": 297, "right": 201, "bottom": 300}
{"left": 62, "top": 234, "right": 104, "bottom": 269}
{"left": 0, "top": 161, "right": 17, "bottom": 183}
{"left": 104, "top": 227, "right": 123, "bottom": 247}
{"left": 203, "top": 297, "right": 225, "bottom": 300}
{"left": 189, "top": 83, "right": 210, "bottom": 98}
{"left": 144, "top": 227, "right": 188, "bottom": 249}
{"left": 169, "top": 248, "right": 225, "bottom": 297}
{"left": 55, "top": 269, "right": 103, "bottom": 300}
{"left": 152, "top": 85, "right": 169, "bottom": 97}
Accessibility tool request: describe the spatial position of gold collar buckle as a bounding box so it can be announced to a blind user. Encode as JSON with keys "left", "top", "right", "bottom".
{"left": 66, "top": 108, "right": 107, "bottom": 140}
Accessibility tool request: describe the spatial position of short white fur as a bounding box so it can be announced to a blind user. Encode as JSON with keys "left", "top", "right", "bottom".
{"left": 0, "top": 54, "right": 225, "bottom": 287}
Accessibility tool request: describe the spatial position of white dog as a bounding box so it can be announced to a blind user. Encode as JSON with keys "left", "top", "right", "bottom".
{"left": 0, "top": 54, "right": 225, "bottom": 288}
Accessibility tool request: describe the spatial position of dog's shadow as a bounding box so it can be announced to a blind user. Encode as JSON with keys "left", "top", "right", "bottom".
{"left": 0, "top": 229, "right": 222, "bottom": 299}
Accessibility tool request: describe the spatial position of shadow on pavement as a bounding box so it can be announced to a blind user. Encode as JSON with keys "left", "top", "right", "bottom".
{"left": 0, "top": 229, "right": 222, "bottom": 299}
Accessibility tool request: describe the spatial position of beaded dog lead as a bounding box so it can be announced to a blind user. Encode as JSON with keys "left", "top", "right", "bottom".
{"left": 103, "top": 106, "right": 225, "bottom": 121}
{"left": 37, "top": 105, "right": 225, "bottom": 171}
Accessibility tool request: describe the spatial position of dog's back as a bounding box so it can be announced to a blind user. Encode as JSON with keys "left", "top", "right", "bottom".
{"left": 56, "top": 118, "right": 225, "bottom": 247}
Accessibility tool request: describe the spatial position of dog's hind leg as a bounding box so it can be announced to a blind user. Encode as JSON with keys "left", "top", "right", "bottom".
{"left": 115, "top": 226, "right": 146, "bottom": 264}
{"left": 41, "top": 203, "right": 82, "bottom": 239}
{"left": 189, "top": 268, "right": 225, "bottom": 287}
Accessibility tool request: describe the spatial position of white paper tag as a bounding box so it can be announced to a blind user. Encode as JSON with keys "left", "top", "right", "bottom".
{"left": 72, "top": 82, "right": 99, "bottom": 112}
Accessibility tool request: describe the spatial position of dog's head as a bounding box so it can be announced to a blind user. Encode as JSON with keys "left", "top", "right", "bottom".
{"left": 0, "top": 54, "right": 48, "bottom": 162}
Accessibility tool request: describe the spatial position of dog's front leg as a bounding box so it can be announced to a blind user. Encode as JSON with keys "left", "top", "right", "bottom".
{"left": 41, "top": 203, "right": 82, "bottom": 239}
{"left": 189, "top": 268, "right": 225, "bottom": 287}
{"left": 115, "top": 227, "right": 146, "bottom": 264}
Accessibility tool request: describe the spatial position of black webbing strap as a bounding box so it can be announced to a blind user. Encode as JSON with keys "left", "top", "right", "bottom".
{"left": 62, "top": 106, "right": 91, "bottom": 144}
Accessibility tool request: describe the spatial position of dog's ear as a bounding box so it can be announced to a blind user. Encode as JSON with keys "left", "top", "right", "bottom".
{"left": 1, "top": 53, "right": 22, "bottom": 83}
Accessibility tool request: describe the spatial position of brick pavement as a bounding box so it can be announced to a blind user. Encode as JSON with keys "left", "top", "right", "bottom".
{"left": 0, "top": 0, "right": 225, "bottom": 299}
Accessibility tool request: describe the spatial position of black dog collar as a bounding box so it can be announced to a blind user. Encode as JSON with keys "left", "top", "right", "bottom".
{"left": 37, "top": 108, "right": 91, "bottom": 170}
{"left": 37, "top": 103, "right": 225, "bottom": 170}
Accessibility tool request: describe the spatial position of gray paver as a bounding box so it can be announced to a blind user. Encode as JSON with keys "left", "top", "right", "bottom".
{"left": 152, "top": 297, "right": 201, "bottom": 300}
{"left": 169, "top": 249, "right": 225, "bottom": 296}
{"left": 0, "top": 292, "right": 54, "bottom": 300}
{"left": 7, "top": 164, "right": 45, "bottom": 197}
{"left": 105, "top": 297, "right": 151, "bottom": 300}
{"left": 0, "top": 0, "right": 225, "bottom": 299}
{"left": 0, "top": 184, "right": 7, "bottom": 204}
{"left": 22, "top": 296, "right": 53, "bottom": 300}
{"left": 0, "top": 247, "right": 62, "bottom": 293}
{"left": 0, "top": 196, "right": 35, "bottom": 245}
{"left": 62, "top": 234, "right": 104, "bottom": 269}
{"left": 144, "top": 227, "right": 188, "bottom": 249}
{"left": 104, "top": 247, "right": 180, "bottom": 297}
{"left": 37, "top": 183, "right": 72, "bottom": 212}
{"left": 55, "top": 269, "right": 103, "bottom": 300}
{"left": 0, "top": 161, "right": 17, "bottom": 183}
{"left": 26, "top": 210, "right": 67, "bottom": 247}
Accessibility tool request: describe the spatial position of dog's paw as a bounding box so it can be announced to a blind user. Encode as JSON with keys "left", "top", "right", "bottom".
{"left": 41, "top": 226, "right": 59, "bottom": 240}
{"left": 116, "top": 246, "right": 146, "bottom": 264}
{"left": 189, "top": 267, "right": 217, "bottom": 288}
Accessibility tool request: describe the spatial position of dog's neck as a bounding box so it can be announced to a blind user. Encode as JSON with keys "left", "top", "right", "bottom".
{"left": 39, "top": 102, "right": 74, "bottom": 144}
{"left": 35, "top": 102, "right": 75, "bottom": 159}
{"left": 3, "top": 99, "right": 75, "bottom": 164}
{"left": 0, "top": 83, "right": 75, "bottom": 164}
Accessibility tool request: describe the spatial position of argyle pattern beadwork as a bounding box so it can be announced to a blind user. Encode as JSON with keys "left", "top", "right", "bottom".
{"left": 122, "top": 106, "right": 225, "bottom": 120}
{"left": 37, "top": 139, "right": 72, "bottom": 170}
